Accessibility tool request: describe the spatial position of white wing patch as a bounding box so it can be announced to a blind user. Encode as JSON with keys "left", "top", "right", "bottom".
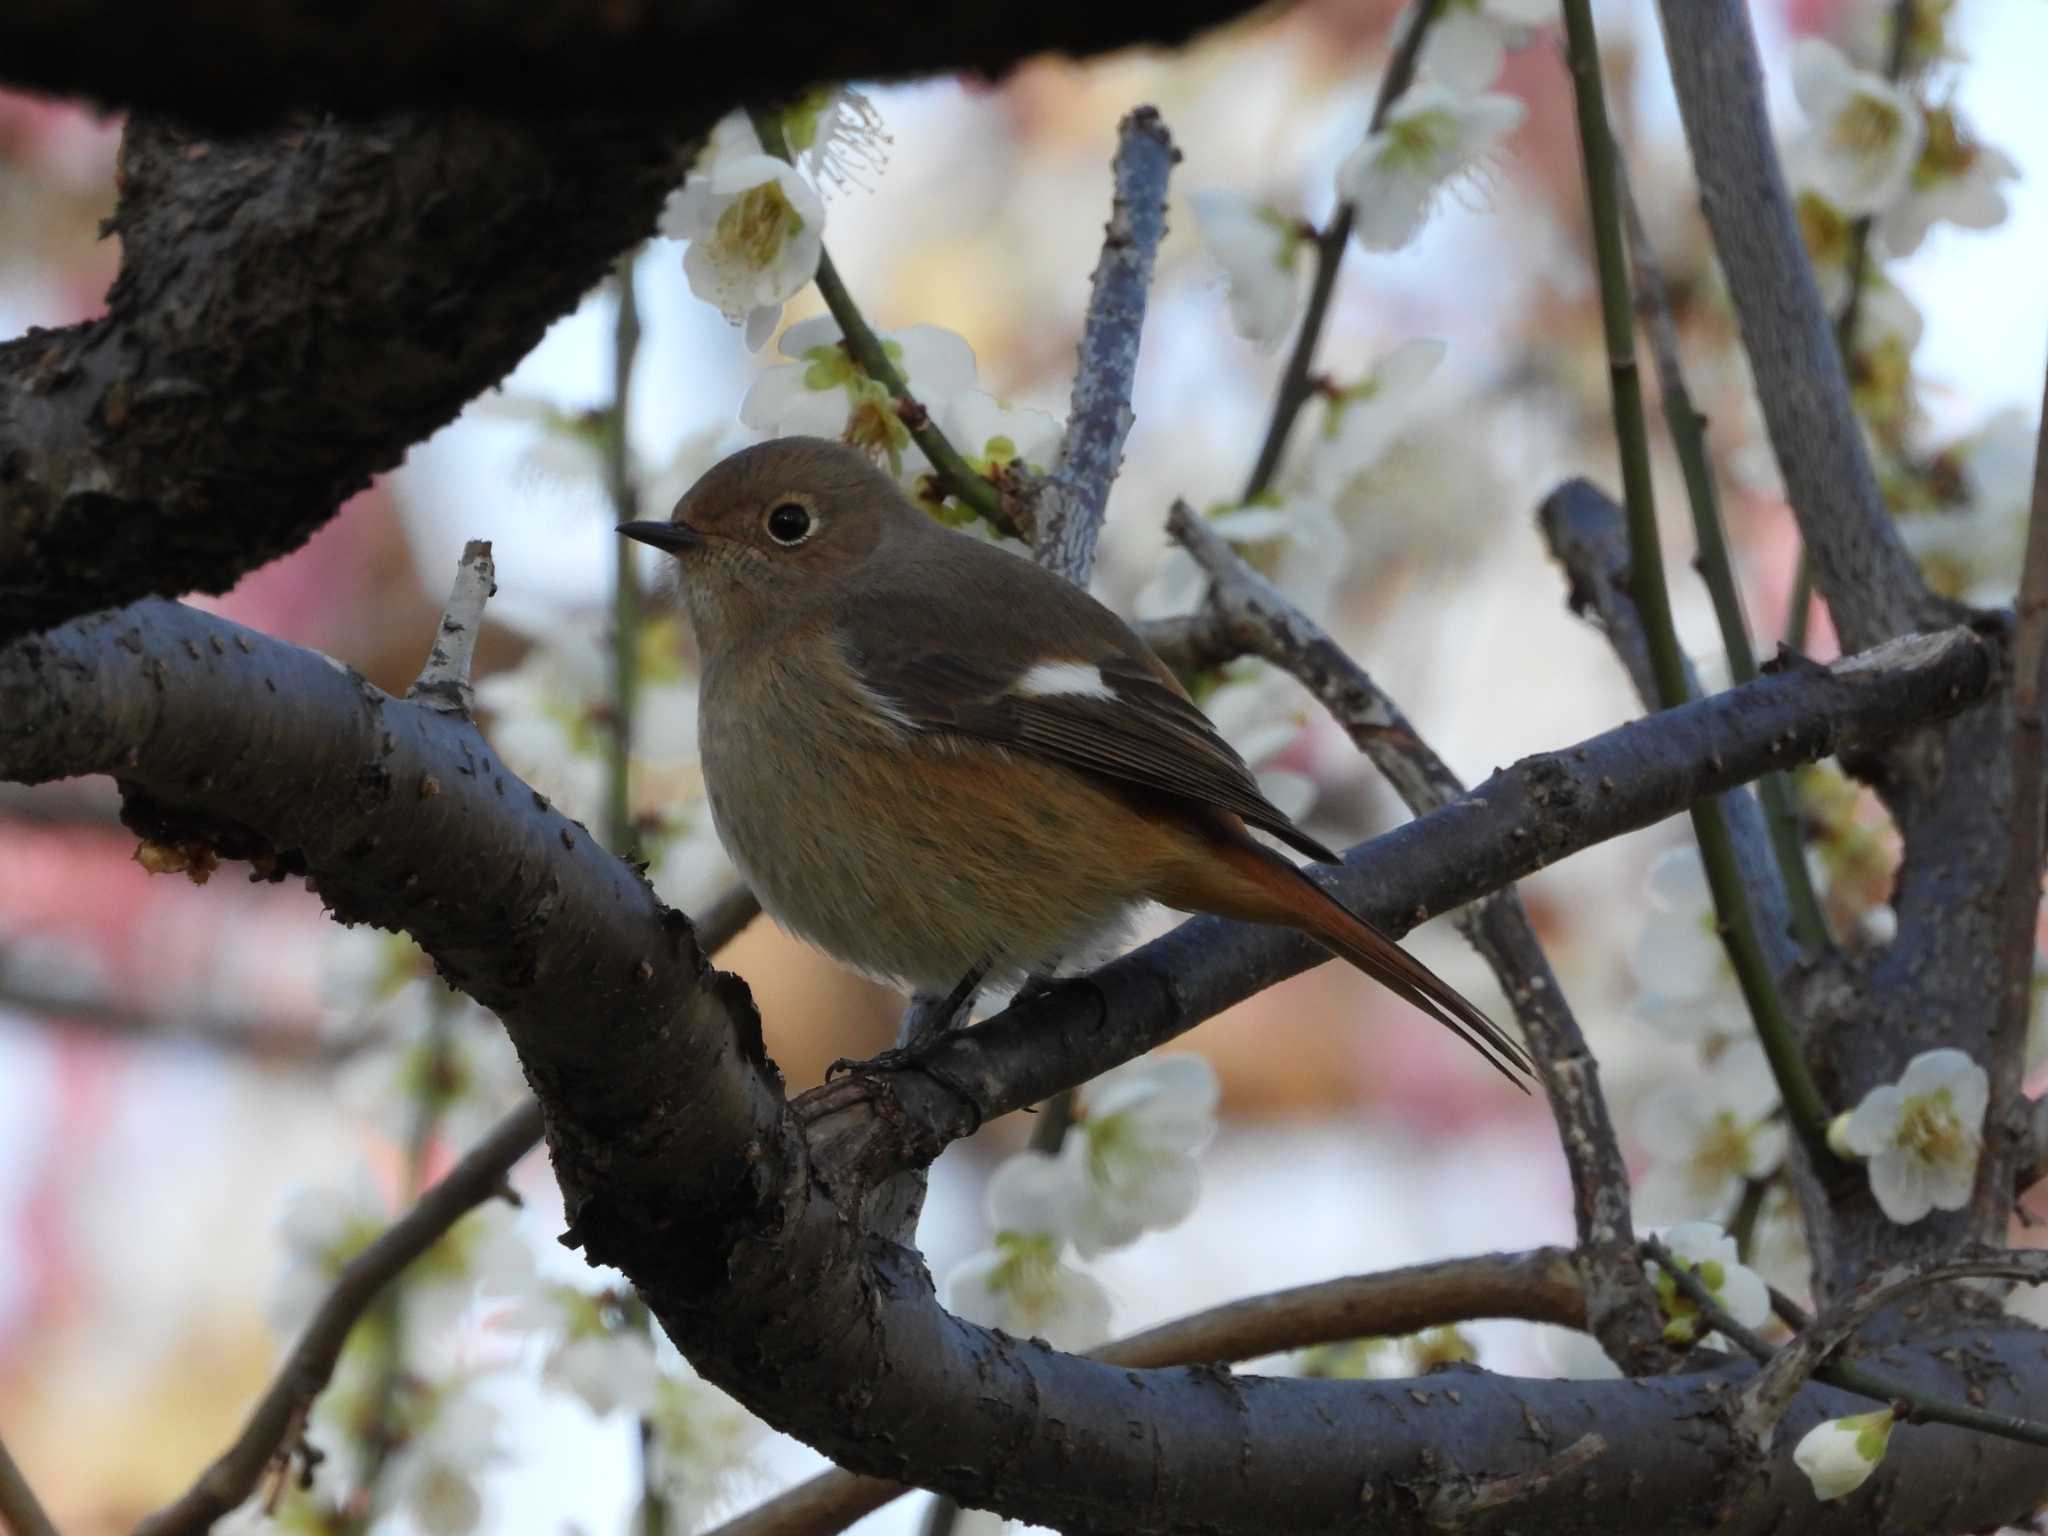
{"left": 1013, "top": 661, "right": 1116, "bottom": 701}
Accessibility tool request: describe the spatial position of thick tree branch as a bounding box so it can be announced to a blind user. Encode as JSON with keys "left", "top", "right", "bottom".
{"left": 1652, "top": 0, "right": 1938, "bottom": 652}
{"left": 0, "top": 5, "right": 1259, "bottom": 646}
{"left": 0, "top": 2, "right": 1256, "bottom": 125}
{"left": 713, "top": 1248, "right": 1586, "bottom": 1536}
{"left": 1026, "top": 107, "right": 1176, "bottom": 587}
{"left": 1164, "top": 500, "right": 1662, "bottom": 1372}
{"left": 0, "top": 600, "right": 2017, "bottom": 1532}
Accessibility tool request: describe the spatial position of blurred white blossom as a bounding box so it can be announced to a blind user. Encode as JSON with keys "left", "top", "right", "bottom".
{"left": 1881, "top": 106, "right": 2018, "bottom": 257}
{"left": 1794, "top": 1408, "right": 1893, "bottom": 1501}
{"left": 1419, "top": 0, "right": 1550, "bottom": 92}
{"left": 643, "top": 1338, "right": 767, "bottom": 1527}
{"left": 1786, "top": 39, "right": 1924, "bottom": 218}
{"left": 1901, "top": 408, "right": 2038, "bottom": 607}
{"left": 1633, "top": 1039, "right": 1787, "bottom": 1223}
{"left": 1061, "top": 1054, "right": 1220, "bottom": 1259}
{"left": 1648, "top": 1221, "right": 1769, "bottom": 1347}
{"left": 1831, "top": 1047, "right": 1986, "bottom": 1224}
{"left": 1187, "top": 189, "right": 1307, "bottom": 346}
{"left": 1631, "top": 847, "right": 1742, "bottom": 1041}
{"left": 779, "top": 87, "right": 889, "bottom": 193}
{"left": 338, "top": 987, "right": 529, "bottom": 1148}
{"left": 740, "top": 315, "right": 978, "bottom": 472}
{"left": 944, "top": 1150, "right": 1110, "bottom": 1348}
{"left": 660, "top": 112, "right": 826, "bottom": 347}
{"left": 269, "top": 1171, "right": 392, "bottom": 1337}
{"left": 1298, "top": 338, "right": 1447, "bottom": 497}
{"left": 1337, "top": 84, "right": 1524, "bottom": 251}
{"left": 387, "top": 1390, "right": 505, "bottom": 1536}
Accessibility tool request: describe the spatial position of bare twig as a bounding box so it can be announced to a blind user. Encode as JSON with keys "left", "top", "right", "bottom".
{"left": 1166, "top": 500, "right": 1662, "bottom": 1370}
{"left": 1026, "top": 106, "right": 1176, "bottom": 587}
{"left": 1561, "top": 4, "right": 1840, "bottom": 1179}
{"left": 406, "top": 540, "right": 495, "bottom": 720}
{"left": 604, "top": 252, "right": 646, "bottom": 861}
{"left": 0, "top": 1433, "right": 61, "bottom": 1536}
{"left": 133, "top": 878, "right": 756, "bottom": 1536}
{"left": 1739, "top": 1249, "right": 2048, "bottom": 1444}
{"left": 1980, "top": 368, "right": 2048, "bottom": 1233}
{"left": 1617, "top": 165, "right": 1826, "bottom": 952}
{"left": 706, "top": 1248, "right": 1585, "bottom": 1536}
{"left": 135, "top": 1104, "right": 543, "bottom": 1536}
{"left": 1644, "top": 1237, "right": 2048, "bottom": 1453}
{"left": 1240, "top": 0, "right": 1443, "bottom": 502}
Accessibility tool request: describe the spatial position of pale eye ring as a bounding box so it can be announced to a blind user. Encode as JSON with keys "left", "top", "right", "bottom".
{"left": 765, "top": 501, "right": 814, "bottom": 546}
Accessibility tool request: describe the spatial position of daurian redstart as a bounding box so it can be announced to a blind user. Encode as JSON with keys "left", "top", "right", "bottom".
{"left": 620, "top": 438, "right": 1528, "bottom": 1087}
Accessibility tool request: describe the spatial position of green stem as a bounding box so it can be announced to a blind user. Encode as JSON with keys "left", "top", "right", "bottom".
{"left": 1241, "top": 0, "right": 1444, "bottom": 503}
{"left": 1560, "top": 0, "right": 1839, "bottom": 1176}
{"left": 1619, "top": 166, "right": 1829, "bottom": 953}
{"left": 749, "top": 109, "right": 1017, "bottom": 537}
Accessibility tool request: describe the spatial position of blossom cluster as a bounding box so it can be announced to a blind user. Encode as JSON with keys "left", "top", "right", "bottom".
{"left": 945, "top": 1054, "right": 1219, "bottom": 1347}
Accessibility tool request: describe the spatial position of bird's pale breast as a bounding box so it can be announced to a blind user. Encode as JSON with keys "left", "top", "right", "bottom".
{"left": 698, "top": 633, "right": 1162, "bottom": 991}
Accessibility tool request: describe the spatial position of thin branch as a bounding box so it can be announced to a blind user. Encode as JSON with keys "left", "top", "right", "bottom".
{"left": 604, "top": 252, "right": 646, "bottom": 861}
{"left": 1240, "top": 0, "right": 1443, "bottom": 502}
{"left": 0, "top": 1433, "right": 60, "bottom": 1536}
{"left": 405, "top": 540, "right": 495, "bottom": 720}
{"left": 0, "top": 976, "right": 352, "bottom": 1064}
{"left": 1645, "top": 1237, "right": 2048, "bottom": 1453}
{"left": 1026, "top": 106, "right": 1177, "bottom": 587}
{"left": 131, "top": 877, "right": 756, "bottom": 1536}
{"left": 1653, "top": 0, "right": 1935, "bottom": 651}
{"left": 1166, "top": 500, "right": 1662, "bottom": 1371}
{"left": 749, "top": 112, "right": 1021, "bottom": 541}
{"left": 135, "top": 1103, "right": 543, "bottom": 1536}
{"left": 1561, "top": 2, "right": 1839, "bottom": 1179}
{"left": 705, "top": 1248, "right": 1585, "bottom": 1536}
{"left": 1617, "top": 163, "right": 1827, "bottom": 953}
{"left": 1980, "top": 364, "right": 2048, "bottom": 1231}
{"left": 1738, "top": 1250, "right": 2048, "bottom": 1445}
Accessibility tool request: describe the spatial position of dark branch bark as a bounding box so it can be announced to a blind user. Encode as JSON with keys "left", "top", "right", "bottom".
{"left": 0, "top": 1, "right": 1257, "bottom": 124}
{"left": 2, "top": 599, "right": 2029, "bottom": 1533}
{"left": 0, "top": 5, "right": 1257, "bottom": 647}
{"left": 1652, "top": 0, "right": 1940, "bottom": 652}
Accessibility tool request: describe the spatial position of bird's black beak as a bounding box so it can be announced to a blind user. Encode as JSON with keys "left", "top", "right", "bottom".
{"left": 617, "top": 520, "right": 702, "bottom": 554}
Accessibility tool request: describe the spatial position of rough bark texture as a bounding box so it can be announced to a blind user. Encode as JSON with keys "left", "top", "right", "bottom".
{"left": 0, "top": 2, "right": 1259, "bottom": 647}
{"left": 1, "top": 1, "right": 1257, "bottom": 124}
{"left": 5, "top": 599, "right": 2032, "bottom": 1533}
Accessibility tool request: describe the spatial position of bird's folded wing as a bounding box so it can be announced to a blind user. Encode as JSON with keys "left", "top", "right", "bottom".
{"left": 847, "top": 639, "right": 1340, "bottom": 865}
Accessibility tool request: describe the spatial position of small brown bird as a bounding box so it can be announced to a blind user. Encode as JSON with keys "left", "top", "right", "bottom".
{"left": 620, "top": 437, "right": 1528, "bottom": 1087}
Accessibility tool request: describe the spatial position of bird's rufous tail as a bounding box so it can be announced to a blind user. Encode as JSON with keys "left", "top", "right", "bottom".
{"left": 1164, "top": 832, "right": 1533, "bottom": 1090}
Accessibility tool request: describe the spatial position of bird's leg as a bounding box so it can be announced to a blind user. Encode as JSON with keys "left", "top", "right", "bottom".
{"left": 827, "top": 959, "right": 990, "bottom": 1079}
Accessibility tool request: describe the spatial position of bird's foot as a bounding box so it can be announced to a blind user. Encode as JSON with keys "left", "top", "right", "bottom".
{"left": 825, "top": 1046, "right": 922, "bottom": 1081}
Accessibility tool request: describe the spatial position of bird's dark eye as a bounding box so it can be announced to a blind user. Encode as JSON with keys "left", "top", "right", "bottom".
{"left": 765, "top": 501, "right": 813, "bottom": 546}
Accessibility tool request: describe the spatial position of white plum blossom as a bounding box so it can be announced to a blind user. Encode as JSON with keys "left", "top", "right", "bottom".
{"left": 1419, "top": 0, "right": 1551, "bottom": 92}
{"left": 643, "top": 1337, "right": 767, "bottom": 1524}
{"left": 387, "top": 1390, "right": 506, "bottom": 1536}
{"left": 1061, "top": 1053, "right": 1220, "bottom": 1258}
{"left": 778, "top": 86, "right": 890, "bottom": 193}
{"left": 338, "top": 986, "right": 530, "bottom": 1148}
{"left": 660, "top": 112, "right": 826, "bottom": 347}
{"left": 509, "top": 1280, "right": 662, "bottom": 1416}
{"left": 269, "top": 1170, "right": 391, "bottom": 1336}
{"left": 1201, "top": 665, "right": 1320, "bottom": 823}
{"left": 1832, "top": 1048, "right": 1987, "bottom": 1224}
{"left": 1902, "top": 408, "right": 2037, "bottom": 607}
{"left": 1786, "top": 39, "right": 1924, "bottom": 218}
{"left": 1881, "top": 107, "right": 2018, "bottom": 257}
{"left": 1187, "top": 189, "right": 1307, "bottom": 347}
{"left": 1794, "top": 1408, "right": 1894, "bottom": 1501}
{"left": 1299, "top": 337, "right": 1447, "bottom": 497}
{"left": 740, "top": 314, "right": 978, "bottom": 472}
{"left": 1633, "top": 1039, "right": 1787, "bottom": 1223}
{"left": 1631, "top": 847, "right": 1743, "bottom": 1041}
{"left": 1337, "top": 84, "right": 1524, "bottom": 252}
{"left": 945, "top": 1153, "right": 1111, "bottom": 1348}
{"left": 1648, "top": 1221, "right": 1769, "bottom": 1346}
